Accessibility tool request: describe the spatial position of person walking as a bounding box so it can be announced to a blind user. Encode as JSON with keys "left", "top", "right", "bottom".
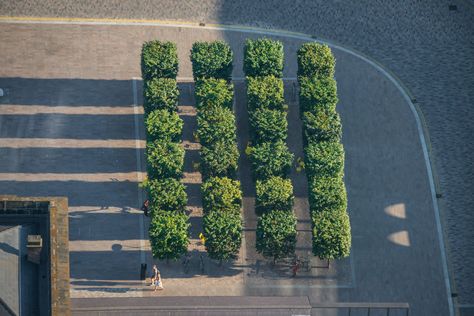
{"left": 150, "top": 265, "right": 164, "bottom": 291}
{"left": 155, "top": 271, "right": 163, "bottom": 291}
{"left": 150, "top": 264, "right": 159, "bottom": 290}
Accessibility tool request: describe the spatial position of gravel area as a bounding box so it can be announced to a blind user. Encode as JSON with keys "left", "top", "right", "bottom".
{"left": 1, "top": 0, "right": 473, "bottom": 305}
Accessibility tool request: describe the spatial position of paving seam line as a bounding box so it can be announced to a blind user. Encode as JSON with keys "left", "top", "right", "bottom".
{"left": 0, "top": 16, "right": 454, "bottom": 313}
{"left": 249, "top": 284, "right": 354, "bottom": 289}
{"left": 132, "top": 78, "right": 146, "bottom": 284}
{"left": 72, "top": 305, "right": 311, "bottom": 311}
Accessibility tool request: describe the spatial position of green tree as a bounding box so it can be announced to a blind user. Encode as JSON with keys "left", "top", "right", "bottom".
{"left": 149, "top": 211, "right": 190, "bottom": 261}
{"left": 302, "top": 108, "right": 342, "bottom": 144}
{"left": 256, "top": 210, "right": 297, "bottom": 261}
{"left": 299, "top": 75, "right": 338, "bottom": 113}
{"left": 197, "top": 107, "right": 236, "bottom": 146}
{"left": 190, "top": 41, "right": 233, "bottom": 80}
{"left": 249, "top": 140, "right": 294, "bottom": 179}
{"left": 141, "top": 41, "right": 178, "bottom": 80}
{"left": 147, "top": 178, "right": 187, "bottom": 213}
{"left": 195, "top": 78, "right": 234, "bottom": 111}
{"left": 203, "top": 211, "right": 242, "bottom": 263}
{"left": 249, "top": 108, "right": 288, "bottom": 143}
{"left": 297, "top": 43, "right": 335, "bottom": 79}
{"left": 146, "top": 109, "right": 183, "bottom": 142}
{"left": 304, "top": 141, "right": 344, "bottom": 179}
{"left": 201, "top": 140, "right": 239, "bottom": 179}
{"left": 308, "top": 176, "right": 347, "bottom": 213}
{"left": 146, "top": 140, "right": 184, "bottom": 179}
{"left": 312, "top": 209, "right": 351, "bottom": 259}
{"left": 201, "top": 177, "right": 242, "bottom": 214}
{"left": 243, "top": 38, "right": 284, "bottom": 77}
{"left": 143, "top": 78, "right": 179, "bottom": 114}
{"left": 256, "top": 177, "right": 294, "bottom": 215}
{"left": 246, "top": 76, "right": 285, "bottom": 111}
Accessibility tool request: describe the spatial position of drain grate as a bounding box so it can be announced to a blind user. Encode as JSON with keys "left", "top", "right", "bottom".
{"left": 449, "top": 4, "right": 458, "bottom": 11}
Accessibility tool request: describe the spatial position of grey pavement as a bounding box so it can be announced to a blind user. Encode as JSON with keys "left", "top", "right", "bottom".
{"left": 0, "top": 226, "right": 20, "bottom": 315}
{"left": 0, "top": 75, "right": 147, "bottom": 298}
{"left": 1, "top": 1, "right": 472, "bottom": 309}
{"left": 0, "top": 24, "right": 455, "bottom": 315}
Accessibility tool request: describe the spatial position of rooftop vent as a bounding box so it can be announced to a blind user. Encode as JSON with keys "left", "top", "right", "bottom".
{"left": 27, "top": 235, "right": 43, "bottom": 248}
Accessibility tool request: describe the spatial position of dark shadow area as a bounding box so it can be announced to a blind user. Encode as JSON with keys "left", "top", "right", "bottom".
{"left": 152, "top": 249, "right": 243, "bottom": 279}
{"left": 70, "top": 250, "right": 142, "bottom": 280}
{"left": 234, "top": 82, "right": 254, "bottom": 197}
{"left": 0, "top": 114, "right": 139, "bottom": 140}
{"left": 0, "top": 77, "right": 134, "bottom": 106}
{"left": 185, "top": 183, "right": 202, "bottom": 208}
{"left": 71, "top": 249, "right": 242, "bottom": 280}
{"left": 178, "top": 82, "right": 195, "bottom": 106}
{"left": 71, "top": 280, "right": 143, "bottom": 287}
{"left": 188, "top": 216, "right": 201, "bottom": 239}
{"left": 69, "top": 211, "right": 143, "bottom": 241}
{"left": 180, "top": 115, "right": 198, "bottom": 143}
{"left": 0, "top": 148, "right": 142, "bottom": 173}
{"left": 183, "top": 149, "right": 200, "bottom": 173}
{"left": 0, "top": 242, "right": 19, "bottom": 255}
{"left": 284, "top": 81, "right": 308, "bottom": 198}
{"left": 0, "top": 181, "right": 140, "bottom": 207}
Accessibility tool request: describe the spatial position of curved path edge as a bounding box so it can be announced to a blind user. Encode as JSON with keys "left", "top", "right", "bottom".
{"left": 0, "top": 16, "right": 455, "bottom": 315}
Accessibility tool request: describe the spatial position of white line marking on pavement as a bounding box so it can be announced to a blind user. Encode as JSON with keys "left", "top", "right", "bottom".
{"left": 0, "top": 172, "right": 146, "bottom": 182}
{"left": 132, "top": 78, "right": 146, "bottom": 268}
{"left": 0, "top": 105, "right": 142, "bottom": 115}
{"left": 0, "top": 138, "right": 145, "bottom": 149}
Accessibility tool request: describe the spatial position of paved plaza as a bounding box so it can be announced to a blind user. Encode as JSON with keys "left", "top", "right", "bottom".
{"left": 0, "top": 22, "right": 457, "bottom": 315}
{"left": 2, "top": 2, "right": 473, "bottom": 313}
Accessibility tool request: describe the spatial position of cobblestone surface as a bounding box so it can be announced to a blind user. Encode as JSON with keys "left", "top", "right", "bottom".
{"left": 1, "top": 0, "right": 473, "bottom": 305}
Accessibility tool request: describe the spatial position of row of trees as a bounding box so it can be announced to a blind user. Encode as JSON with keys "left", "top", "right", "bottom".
{"left": 141, "top": 41, "right": 190, "bottom": 261}
{"left": 244, "top": 38, "right": 298, "bottom": 262}
{"left": 297, "top": 43, "right": 351, "bottom": 259}
{"left": 190, "top": 41, "right": 243, "bottom": 263}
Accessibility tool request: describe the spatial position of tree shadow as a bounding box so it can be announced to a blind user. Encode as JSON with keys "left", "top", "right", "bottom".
{"left": 0, "top": 77, "right": 135, "bottom": 107}
{"left": 0, "top": 147, "right": 142, "bottom": 173}
{"left": 0, "top": 180, "right": 141, "bottom": 208}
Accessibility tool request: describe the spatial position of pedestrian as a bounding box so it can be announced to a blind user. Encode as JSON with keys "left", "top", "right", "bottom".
{"left": 150, "top": 264, "right": 164, "bottom": 291}
{"left": 150, "top": 264, "right": 158, "bottom": 288}
{"left": 155, "top": 271, "right": 163, "bottom": 290}
{"left": 142, "top": 199, "right": 149, "bottom": 217}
